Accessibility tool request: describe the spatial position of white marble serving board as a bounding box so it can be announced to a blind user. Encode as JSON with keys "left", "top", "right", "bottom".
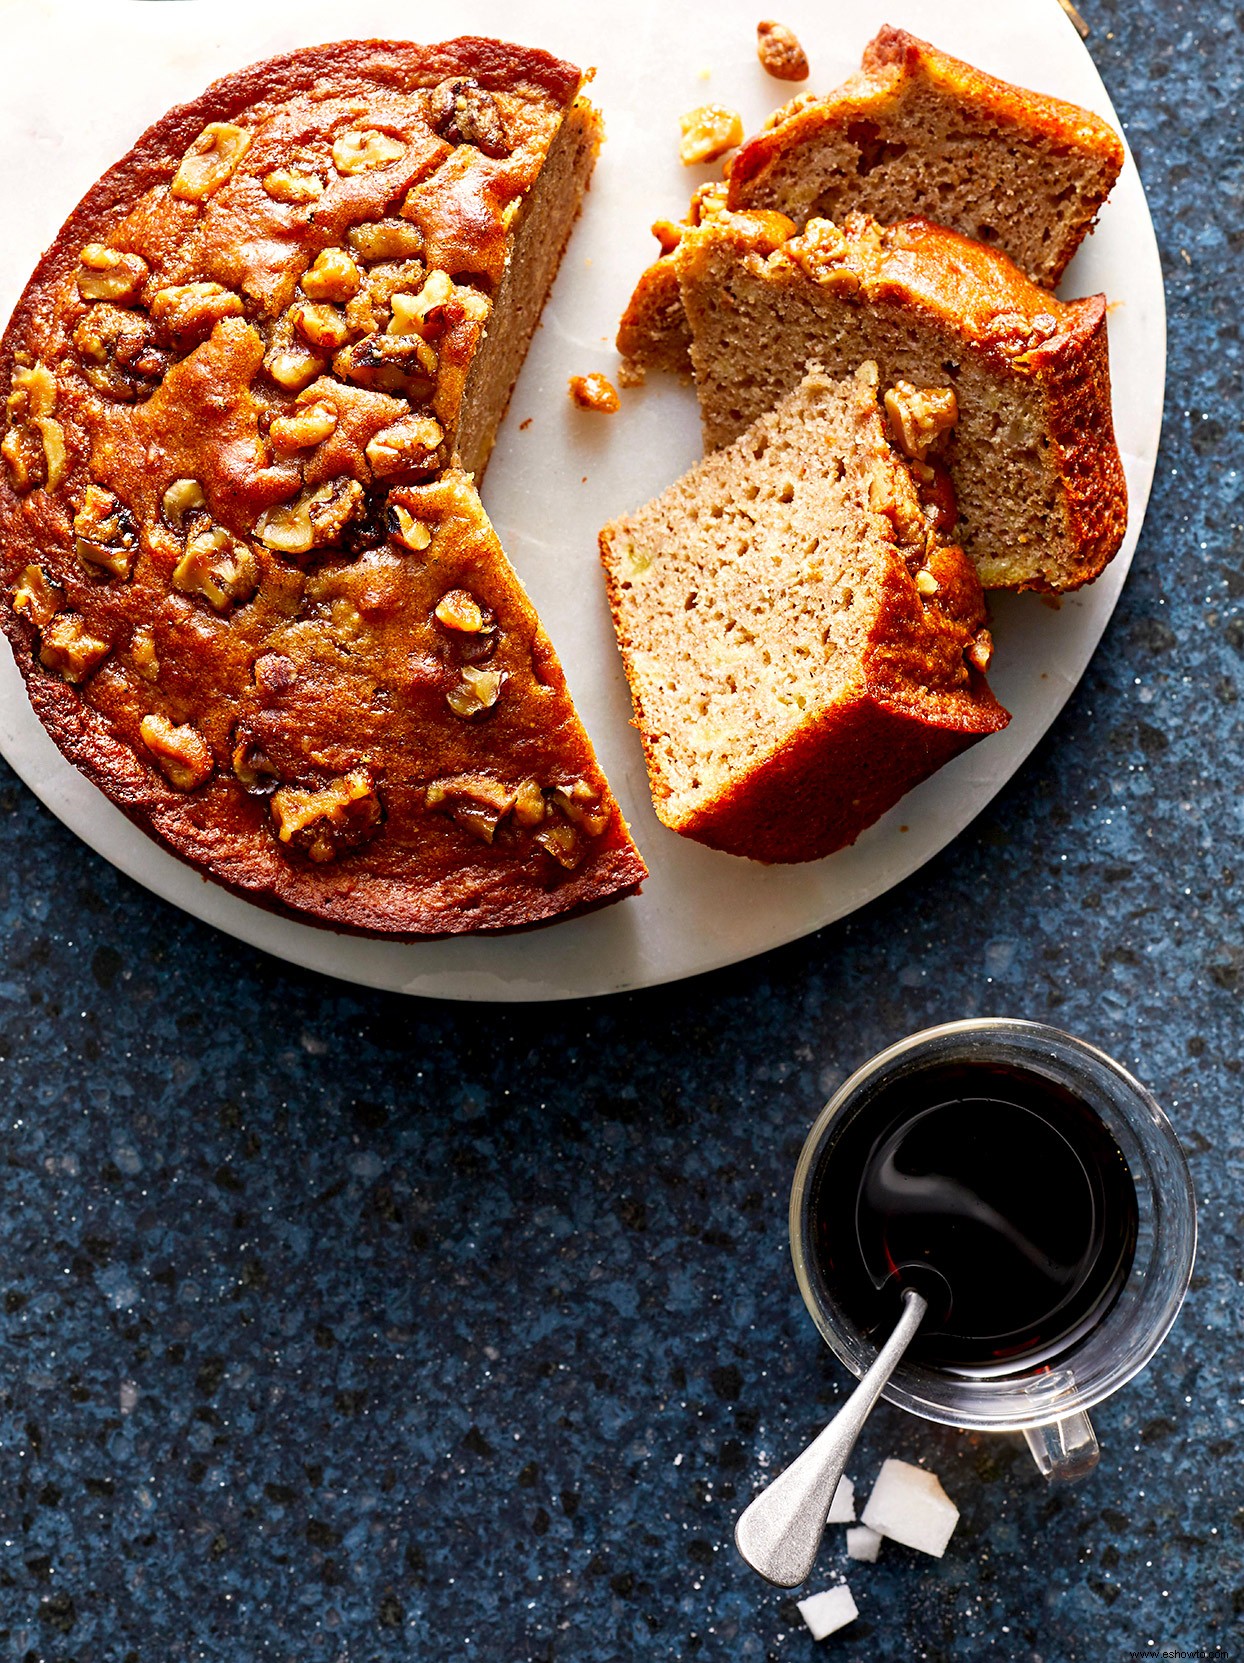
{"left": 0, "top": 0, "right": 1165, "bottom": 1000}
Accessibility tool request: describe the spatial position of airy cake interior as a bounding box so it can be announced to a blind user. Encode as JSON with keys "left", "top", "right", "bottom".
{"left": 603, "top": 365, "right": 991, "bottom": 829}
{"left": 457, "top": 99, "right": 602, "bottom": 476}
{"left": 680, "top": 236, "right": 1085, "bottom": 590}
{"left": 735, "top": 78, "right": 1119, "bottom": 290}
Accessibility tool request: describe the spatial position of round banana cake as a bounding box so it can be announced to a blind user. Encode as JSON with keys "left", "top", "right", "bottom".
{"left": 0, "top": 37, "right": 646, "bottom": 936}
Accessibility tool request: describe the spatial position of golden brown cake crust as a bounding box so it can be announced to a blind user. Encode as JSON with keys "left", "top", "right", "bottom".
{"left": 0, "top": 38, "right": 646, "bottom": 936}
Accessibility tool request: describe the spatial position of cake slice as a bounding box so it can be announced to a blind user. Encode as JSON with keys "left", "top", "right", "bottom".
{"left": 674, "top": 205, "right": 1127, "bottom": 592}
{"left": 617, "top": 27, "right": 1124, "bottom": 384}
{"left": 600, "top": 365, "right": 1009, "bottom": 863}
{"left": 729, "top": 26, "right": 1125, "bottom": 290}
{"left": 0, "top": 38, "right": 646, "bottom": 934}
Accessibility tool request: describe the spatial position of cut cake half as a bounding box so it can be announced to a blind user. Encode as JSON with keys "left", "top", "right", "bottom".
{"left": 600, "top": 364, "right": 1009, "bottom": 864}
{"left": 674, "top": 205, "right": 1127, "bottom": 592}
{"left": 0, "top": 37, "right": 646, "bottom": 934}
{"left": 730, "top": 25, "right": 1125, "bottom": 289}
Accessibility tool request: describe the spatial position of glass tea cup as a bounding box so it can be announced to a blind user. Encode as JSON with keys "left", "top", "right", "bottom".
{"left": 789, "top": 1019, "right": 1197, "bottom": 1479}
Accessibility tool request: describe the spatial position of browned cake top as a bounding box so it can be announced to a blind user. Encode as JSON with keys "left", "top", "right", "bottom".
{"left": 0, "top": 38, "right": 646, "bottom": 935}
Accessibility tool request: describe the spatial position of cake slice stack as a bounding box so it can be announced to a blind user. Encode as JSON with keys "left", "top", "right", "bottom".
{"left": 600, "top": 365, "right": 1009, "bottom": 863}
{"left": 618, "top": 25, "right": 1125, "bottom": 390}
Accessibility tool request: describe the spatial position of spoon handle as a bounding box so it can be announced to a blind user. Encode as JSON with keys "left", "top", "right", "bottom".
{"left": 734, "top": 1289, "right": 928, "bottom": 1588}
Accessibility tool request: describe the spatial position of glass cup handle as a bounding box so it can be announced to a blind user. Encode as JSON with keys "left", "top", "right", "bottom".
{"left": 1023, "top": 1410, "right": 1100, "bottom": 1480}
{"left": 1019, "top": 1369, "right": 1100, "bottom": 1481}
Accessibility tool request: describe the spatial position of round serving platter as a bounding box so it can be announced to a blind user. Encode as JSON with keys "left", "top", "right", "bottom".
{"left": 0, "top": 0, "right": 1165, "bottom": 1000}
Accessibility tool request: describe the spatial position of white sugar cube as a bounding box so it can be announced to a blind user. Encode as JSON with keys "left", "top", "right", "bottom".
{"left": 796, "top": 1584, "right": 859, "bottom": 1641}
{"left": 845, "top": 1524, "right": 882, "bottom": 1562}
{"left": 825, "top": 1474, "right": 855, "bottom": 1524}
{"left": 861, "top": 1458, "right": 959, "bottom": 1558}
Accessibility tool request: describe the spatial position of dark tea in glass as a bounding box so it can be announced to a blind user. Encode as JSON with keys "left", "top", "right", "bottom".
{"left": 806, "top": 1058, "right": 1140, "bottom": 1378}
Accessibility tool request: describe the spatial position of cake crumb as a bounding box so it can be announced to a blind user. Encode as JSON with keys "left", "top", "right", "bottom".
{"left": 679, "top": 105, "right": 744, "bottom": 165}
{"left": 519, "top": 418, "right": 533, "bottom": 431}
{"left": 568, "top": 373, "right": 620, "bottom": 413}
{"left": 757, "top": 21, "right": 810, "bottom": 82}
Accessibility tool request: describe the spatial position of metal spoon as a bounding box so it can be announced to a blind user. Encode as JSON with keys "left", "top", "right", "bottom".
{"left": 734, "top": 1289, "right": 928, "bottom": 1587}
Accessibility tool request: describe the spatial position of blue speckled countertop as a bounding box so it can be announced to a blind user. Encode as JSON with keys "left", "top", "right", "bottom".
{"left": 0, "top": 1, "right": 1241, "bottom": 1657}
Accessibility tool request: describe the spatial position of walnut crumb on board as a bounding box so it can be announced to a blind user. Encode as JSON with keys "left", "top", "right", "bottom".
{"left": 568, "top": 373, "right": 619, "bottom": 413}
{"left": 679, "top": 106, "right": 744, "bottom": 165}
{"left": 756, "top": 21, "right": 809, "bottom": 81}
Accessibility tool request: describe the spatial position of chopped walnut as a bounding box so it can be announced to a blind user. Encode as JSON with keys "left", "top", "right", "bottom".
{"left": 884, "top": 382, "right": 959, "bottom": 463}
{"left": 171, "top": 122, "right": 252, "bottom": 202}
{"left": 76, "top": 244, "right": 149, "bottom": 304}
{"left": 967, "top": 630, "right": 994, "bottom": 673}
{"left": 39, "top": 614, "right": 109, "bottom": 683}
{"left": 512, "top": 778, "right": 546, "bottom": 828}
{"left": 151, "top": 281, "right": 245, "bottom": 346}
{"left": 7, "top": 361, "right": 55, "bottom": 423}
{"left": 73, "top": 305, "right": 169, "bottom": 402}
{"left": 11, "top": 564, "right": 62, "bottom": 630}
{"left": 254, "top": 652, "right": 297, "bottom": 693}
{"left": 172, "top": 525, "right": 259, "bottom": 610}
{"left": 0, "top": 424, "right": 40, "bottom": 492}
{"left": 265, "top": 345, "right": 326, "bottom": 393}
{"left": 425, "top": 773, "right": 516, "bottom": 844}
{"left": 332, "top": 128, "right": 406, "bottom": 174}
{"left": 389, "top": 270, "right": 489, "bottom": 338}
{"left": 263, "top": 309, "right": 328, "bottom": 392}
{"left": 550, "top": 779, "right": 609, "bottom": 837}
{"left": 446, "top": 665, "right": 504, "bottom": 718}
{"left": 231, "top": 731, "right": 280, "bottom": 793}
{"left": 782, "top": 219, "right": 860, "bottom": 289}
{"left": 434, "top": 588, "right": 491, "bottom": 633}
{"left": 727, "top": 208, "right": 799, "bottom": 254}
{"left": 679, "top": 105, "right": 744, "bottom": 166}
{"left": 131, "top": 627, "right": 159, "bottom": 683}
{"left": 271, "top": 770, "right": 382, "bottom": 862}
{"left": 762, "top": 89, "right": 820, "bottom": 131}
{"left": 73, "top": 483, "right": 140, "bottom": 579}
{"left": 262, "top": 167, "right": 325, "bottom": 204}
{"left": 756, "top": 21, "right": 810, "bottom": 81}
{"left": 568, "top": 373, "right": 620, "bottom": 413}
{"left": 3, "top": 361, "right": 66, "bottom": 493}
{"left": 334, "top": 331, "right": 436, "bottom": 398}
{"left": 36, "top": 417, "right": 66, "bottom": 492}
{"left": 299, "top": 247, "right": 362, "bottom": 303}
{"left": 160, "top": 477, "right": 208, "bottom": 533}
{"left": 365, "top": 414, "right": 444, "bottom": 480}
{"left": 290, "top": 300, "right": 352, "bottom": 353}
{"left": 689, "top": 181, "right": 732, "bottom": 223}
{"left": 427, "top": 77, "right": 510, "bottom": 157}
{"left": 387, "top": 504, "right": 433, "bottom": 553}
{"left": 915, "top": 568, "right": 940, "bottom": 597}
{"left": 139, "top": 713, "right": 214, "bottom": 790}
{"left": 349, "top": 219, "right": 425, "bottom": 261}
{"left": 255, "top": 477, "right": 365, "bottom": 555}
{"left": 355, "top": 260, "right": 425, "bottom": 331}
{"left": 534, "top": 822, "right": 582, "bottom": 870}
{"left": 268, "top": 399, "right": 338, "bottom": 453}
